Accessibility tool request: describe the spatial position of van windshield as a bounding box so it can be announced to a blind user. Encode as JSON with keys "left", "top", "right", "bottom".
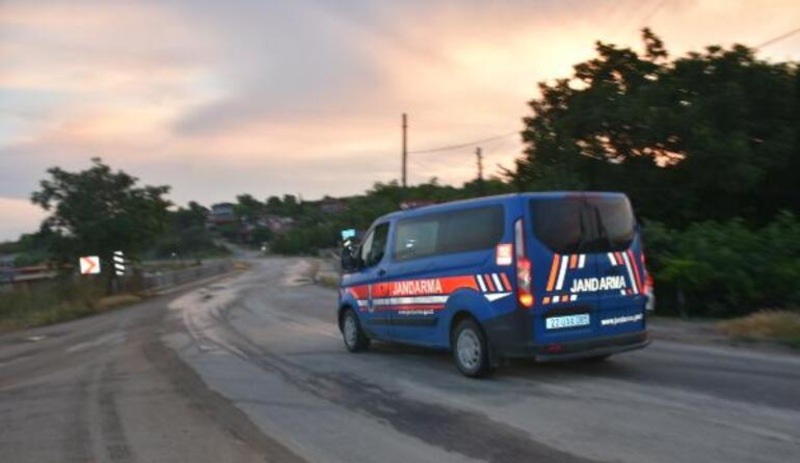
{"left": 529, "top": 195, "right": 635, "bottom": 254}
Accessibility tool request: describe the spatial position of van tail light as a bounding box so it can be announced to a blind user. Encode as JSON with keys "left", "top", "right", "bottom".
{"left": 641, "top": 251, "right": 652, "bottom": 291}
{"left": 515, "top": 219, "right": 534, "bottom": 309}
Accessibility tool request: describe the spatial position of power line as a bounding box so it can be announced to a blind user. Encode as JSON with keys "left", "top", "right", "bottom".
{"left": 618, "top": 0, "right": 657, "bottom": 37}
{"left": 601, "top": 0, "right": 628, "bottom": 38}
{"left": 640, "top": 0, "right": 669, "bottom": 26}
{"left": 408, "top": 131, "right": 518, "bottom": 155}
{"left": 756, "top": 25, "right": 800, "bottom": 49}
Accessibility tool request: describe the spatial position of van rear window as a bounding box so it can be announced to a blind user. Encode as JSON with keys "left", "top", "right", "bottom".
{"left": 529, "top": 196, "right": 634, "bottom": 253}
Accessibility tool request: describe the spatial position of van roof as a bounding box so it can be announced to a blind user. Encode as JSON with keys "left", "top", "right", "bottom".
{"left": 375, "top": 191, "right": 628, "bottom": 223}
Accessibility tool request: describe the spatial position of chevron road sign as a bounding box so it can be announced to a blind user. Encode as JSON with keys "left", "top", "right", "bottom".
{"left": 79, "top": 256, "right": 101, "bottom": 275}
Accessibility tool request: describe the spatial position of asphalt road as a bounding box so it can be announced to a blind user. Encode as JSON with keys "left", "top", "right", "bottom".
{"left": 2, "top": 257, "right": 799, "bottom": 462}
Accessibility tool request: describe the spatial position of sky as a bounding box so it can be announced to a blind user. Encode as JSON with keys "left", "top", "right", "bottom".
{"left": 1, "top": 0, "right": 799, "bottom": 241}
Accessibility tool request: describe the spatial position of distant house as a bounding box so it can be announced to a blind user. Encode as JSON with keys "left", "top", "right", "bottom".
{"left": 208, "top": 203, "right": 237, "bottom": 225}
{"left": 399, "top": 200, "right": 436, "bottom": 210}
{"left": 319, "top": 198, "right": 348, "bottom": 215}
{"left": 262, "top": 214, "right": 295, "bottom": 234}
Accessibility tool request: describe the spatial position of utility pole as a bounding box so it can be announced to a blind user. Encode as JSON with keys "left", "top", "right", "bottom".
{"left": 476, "top": 146, "right": 484, "bottom": 182}
{"left": 401, "top": 113, "right": 408, "bottom": 188}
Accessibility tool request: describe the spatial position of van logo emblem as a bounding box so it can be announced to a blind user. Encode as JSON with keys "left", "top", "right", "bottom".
{"left": 569, "top": 276, "right": 627, "bottom": 293}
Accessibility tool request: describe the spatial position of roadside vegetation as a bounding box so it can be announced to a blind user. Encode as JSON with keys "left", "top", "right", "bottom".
{"left": 0, "top": 159, "right": 229, "bottom": 331}
{"left": 0, "top": 278, "right": 140, "bottom": 332}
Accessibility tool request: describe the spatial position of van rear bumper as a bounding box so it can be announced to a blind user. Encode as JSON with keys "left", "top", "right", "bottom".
{"left": 491, "top": 330, "right": 650, "bottom": 361}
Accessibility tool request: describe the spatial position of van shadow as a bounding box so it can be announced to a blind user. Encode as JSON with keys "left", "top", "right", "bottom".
{"left": 367, "top": 341, "right": 645, "bottom": 385}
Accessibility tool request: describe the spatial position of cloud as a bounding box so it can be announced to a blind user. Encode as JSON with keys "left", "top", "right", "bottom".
{"left": 0, "top": 197, "right": 46, "bottom": 242}
{"left": 1, "top": 0, "right": 799, "bottom": 242}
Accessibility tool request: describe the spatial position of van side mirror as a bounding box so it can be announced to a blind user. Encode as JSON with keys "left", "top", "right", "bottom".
{"left": 341, "top": 240, "right": 359, "bottom": 273}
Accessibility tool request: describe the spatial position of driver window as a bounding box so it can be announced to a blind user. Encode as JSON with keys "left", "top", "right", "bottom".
{"left": 360, "top": 229, "right": 375, "bottom": 264}
{"left": 360, "top": 223, "right": 389, "bottom": 268}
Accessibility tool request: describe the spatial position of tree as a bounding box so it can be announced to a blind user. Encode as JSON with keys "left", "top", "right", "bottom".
{"left": 234, "top": 194, "right": 263, "bottom": 220}
{"left": 510, "top": 29, "right": 799, "bottom": 227}
{"left": 173, "top": 201, "right": 209, "bottom": 231}
{"left": 31, "top": 158, "right": 171, "bottom": 273}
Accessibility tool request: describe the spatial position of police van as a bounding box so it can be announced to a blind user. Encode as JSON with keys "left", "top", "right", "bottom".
{"left": 338, "top": 192, "right": 650, "bottom": 377}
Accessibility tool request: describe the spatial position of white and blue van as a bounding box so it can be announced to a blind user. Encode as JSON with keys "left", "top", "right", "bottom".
{"left": 338, "top": 192, "right": 651, "bottom": 377}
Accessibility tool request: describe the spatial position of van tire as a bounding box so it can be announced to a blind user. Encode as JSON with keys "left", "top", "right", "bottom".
{"left": 342, "top": 309, "right": 370, "bottom": 352}
{"left": 452, "top": 319, "right": 493, "bottom": 378}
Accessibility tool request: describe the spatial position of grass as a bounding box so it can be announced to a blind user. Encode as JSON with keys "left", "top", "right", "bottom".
{"left": 0, "top": 279, "right": 143, "bottom": 333}
{"left": 233, "top": 261, "right": 251, "bottom": 271}
{"left": 316, "top": 274, "right": 340, "bottom": 289}
{"left": 717, "top": 310, "right": 800, "bottom": 348}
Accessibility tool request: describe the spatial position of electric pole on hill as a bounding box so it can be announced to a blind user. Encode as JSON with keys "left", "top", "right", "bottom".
{"left": 476, "top": 146, "right": 484, "bottom": 182}
{"left": 402, "top": 113, "right": 408, "bottom": 188}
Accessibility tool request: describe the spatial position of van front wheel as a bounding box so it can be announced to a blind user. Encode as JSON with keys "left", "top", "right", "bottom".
{"left": 342, "top": 309, "right": 370, "bottom": 352}
{"left": 453, "top": 319, "right": 493, "bottom": 378}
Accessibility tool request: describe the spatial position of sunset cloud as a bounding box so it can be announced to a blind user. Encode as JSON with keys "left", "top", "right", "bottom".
{"left": 2, "top": 0, "right": 799, "bottom": 240}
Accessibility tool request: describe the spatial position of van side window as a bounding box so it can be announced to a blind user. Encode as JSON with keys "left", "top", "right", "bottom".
{"left": 360, "top": 223, "right": 390, "bottom": 268}
{"left": 393, "top": 205, "right": 504, "bottom": 261}
{"left": 440, "top": 207, "right": 504, "bottom": 254}
{"left": 394, "top": 218, "right": 439, "bottom": 261}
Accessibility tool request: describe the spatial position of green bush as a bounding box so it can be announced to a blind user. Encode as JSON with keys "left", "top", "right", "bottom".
{"left": 644, "top": 211, "right": 800, "bottom": 317}
{"left": 270, "top": 223, "right": 338, "bottom": 255}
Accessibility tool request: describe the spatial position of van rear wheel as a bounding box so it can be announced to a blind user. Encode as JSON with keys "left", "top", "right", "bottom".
{"left": 453, "top": 319, "right": 493, "bottom": 378}
{"left": 342, "top": 309, "right": 370, "bottom": 352}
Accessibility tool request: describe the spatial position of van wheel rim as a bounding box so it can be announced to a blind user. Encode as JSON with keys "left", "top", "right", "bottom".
{"left": 344, "top": 315, "right": 357, "bottom": 347}
{"left": 457, "top": 329, "right": 481, "bottom": 370}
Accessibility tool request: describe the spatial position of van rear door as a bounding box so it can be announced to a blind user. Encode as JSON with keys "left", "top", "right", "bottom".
{"left": 528, "top": 196, "right": 600, "bottom": 344}
{"left": 527, "top": 193, "right": 646, "bottom": 345}
{"left": 588, "top": 195, "right": 647, "bottom": 334}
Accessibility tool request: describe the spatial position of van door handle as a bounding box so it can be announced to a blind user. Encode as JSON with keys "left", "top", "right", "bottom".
{"left": 378, "top": 269, "right": 387, "bottom": 276}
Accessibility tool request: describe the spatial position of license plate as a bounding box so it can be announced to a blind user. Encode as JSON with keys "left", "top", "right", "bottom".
{"left": 546, "top": 314, "right": 591, "bottom": 330}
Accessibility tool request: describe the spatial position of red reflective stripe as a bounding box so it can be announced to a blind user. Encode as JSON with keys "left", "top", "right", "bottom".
{"left": 500, "top": 273, "right": 512, "bottom": 291}
{"left": 348, "top": 285, "right": 370, "bottom": 299}
{"left": 546, "top": 255, "right": 560, "bottom": 291}
{"left": 628, "top": 250, "right": 644, "bottom": 294}
{"left": 371, "top": 282, "right": 391, "bottom": 297}
{"left": 440, "top": 275, "right": 479, "bottom": 293}
{"left": 371, "top": 275, "right": 480, "bottom": 298}
{"left": 569, "top": 255, "right": 577, "bottom": 269}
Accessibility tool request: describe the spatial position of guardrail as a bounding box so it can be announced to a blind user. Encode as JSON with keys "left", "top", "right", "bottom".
{"left": 141, "top": 260, "right": 234, "bottom": 292}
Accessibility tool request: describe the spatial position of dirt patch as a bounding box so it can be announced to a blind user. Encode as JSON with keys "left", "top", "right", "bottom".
{"left": 96, "top": 294, "right": 142, "bottom": 311}
{"left": 233, "top": 261, "right": 251, "bottom": 271}
{"left": 282, "top": 260, "right": 317, "bottom": 287}
{"left": 718, "top": 310, "right": 800, "bottom": 348}
{"left": 315, "top": 274, "right": 340, "bottom": 289}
